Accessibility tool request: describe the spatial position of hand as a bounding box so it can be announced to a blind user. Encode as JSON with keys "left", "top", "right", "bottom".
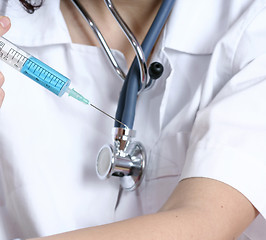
{"left": 0, "top": 16, "right": 11, "bottom": 107}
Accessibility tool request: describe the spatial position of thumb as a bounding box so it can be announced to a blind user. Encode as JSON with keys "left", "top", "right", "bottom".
{"left": 0, "top": 16, "right": 11, "bottom": 36}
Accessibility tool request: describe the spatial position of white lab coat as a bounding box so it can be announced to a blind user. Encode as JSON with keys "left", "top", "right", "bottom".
{"left": 0, "top": 0, "right": 266, "bottom": 239}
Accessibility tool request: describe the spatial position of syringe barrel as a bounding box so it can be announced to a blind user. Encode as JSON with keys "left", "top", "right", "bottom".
{"left": 0, "top": 36, "right": 70, "bottom": 96}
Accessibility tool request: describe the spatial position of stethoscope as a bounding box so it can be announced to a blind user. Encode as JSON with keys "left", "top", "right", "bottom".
{"left": 70, "top": 0, "right": 176, "bottom": 191}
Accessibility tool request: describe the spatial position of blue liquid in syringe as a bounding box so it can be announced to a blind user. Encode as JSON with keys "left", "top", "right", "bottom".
{"left": 21, "top": 56, "right": 70, "bottom": 96}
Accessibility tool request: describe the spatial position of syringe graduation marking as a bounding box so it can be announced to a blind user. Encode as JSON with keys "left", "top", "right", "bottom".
{"left": 0, "top": 41, "right": 5, "bottom": 51}
{"left": 0, "top": 46, "right": 28, "bottom": 69}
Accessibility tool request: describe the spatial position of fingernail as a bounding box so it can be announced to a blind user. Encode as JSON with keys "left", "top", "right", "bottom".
{"left": 0, "top": 16, "right": 10, "bottom": 28}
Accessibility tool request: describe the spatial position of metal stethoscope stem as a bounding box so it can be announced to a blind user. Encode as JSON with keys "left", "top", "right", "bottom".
{"left": 69, "top": 0, "right": 127, "bottom": 81}
{"left": 104, "top": 0, "right": 148, "bottom": 93}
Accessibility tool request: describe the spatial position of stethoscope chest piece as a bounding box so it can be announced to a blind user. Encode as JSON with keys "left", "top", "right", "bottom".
{"left": 96, "top": 128, "right": 146, "bottom": 191}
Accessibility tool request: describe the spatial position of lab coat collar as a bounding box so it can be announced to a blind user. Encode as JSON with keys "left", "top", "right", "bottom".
{"left": 4, "top": 0, "right": 218, "bottom": 53}
{"left": 4, "top": 0, "right": 71, "bottom": 47}
{"left": 163, "top": 0, "right": 229, "bottom": 54}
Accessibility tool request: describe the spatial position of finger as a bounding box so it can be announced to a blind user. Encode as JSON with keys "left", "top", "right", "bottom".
{"left": 0, "top": 88, "right": 5, "bottom": 108}
{"left": 0, "top": 72, "right": 4, "bottom": 88}
{"left": 0, "top": 16, "right": 11, "bottom": 36}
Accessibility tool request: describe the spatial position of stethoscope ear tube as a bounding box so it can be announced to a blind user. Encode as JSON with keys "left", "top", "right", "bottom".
{"left": 70, "top": 0, "right": 127, "bottom": 81}
{"left": 104, "top": 0, "right": 148, "bottom": 94}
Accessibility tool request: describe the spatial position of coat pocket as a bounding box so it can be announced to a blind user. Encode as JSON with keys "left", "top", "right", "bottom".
{"left": 146, "top": 131, "right": 189, "bottom": 180}
{"left": 138, "top": 131, "right": 190, "bottom": 214}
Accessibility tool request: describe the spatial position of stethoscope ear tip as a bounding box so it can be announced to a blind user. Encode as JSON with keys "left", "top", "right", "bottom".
{"left": 149, "top": 62, "right": 164, "bottom": 80}
{"left": 145, "top": 62, "right": 164, "bottom": 90}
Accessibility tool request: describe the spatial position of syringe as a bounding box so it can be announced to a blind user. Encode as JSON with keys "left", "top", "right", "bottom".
{"left": 0, "top": 36, "right": 89, "bottom": 104}
{"left": 0, "top": 36, "right": 128, "bottom": 129}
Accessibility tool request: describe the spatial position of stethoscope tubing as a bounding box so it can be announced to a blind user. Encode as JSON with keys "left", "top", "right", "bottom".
{"left": 115, "top": 0, "right": 176, "bottom": 129}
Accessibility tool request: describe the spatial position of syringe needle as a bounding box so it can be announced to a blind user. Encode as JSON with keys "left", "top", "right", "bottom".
{"left": 66, "top": 88, "right": 128, "bottom": 129}
{"left": 90, "top": 103, "right": 129, "bottom": 129}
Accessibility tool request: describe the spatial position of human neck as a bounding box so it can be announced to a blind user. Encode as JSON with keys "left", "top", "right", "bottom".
{"left": 60, "top": 0, "right": 162, "bottom": 66}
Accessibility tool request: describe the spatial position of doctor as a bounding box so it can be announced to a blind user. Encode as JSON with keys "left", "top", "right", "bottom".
{"left": 0, "top": 0, "right": 266, "bottom": 239}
